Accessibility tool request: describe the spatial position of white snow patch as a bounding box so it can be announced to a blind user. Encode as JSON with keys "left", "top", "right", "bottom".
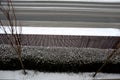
{"left": 0, "top": 70, "right": 120, "bottom": 80}
{"left": 0, "top": 26, "right": 120, "bottom": 36}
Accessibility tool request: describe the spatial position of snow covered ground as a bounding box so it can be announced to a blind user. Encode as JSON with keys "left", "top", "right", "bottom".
{"left": 0, "top": 70, "right": 120, "bottom": 80}
{"left": 0, "top": 26, "right": 120, "bottom": 36}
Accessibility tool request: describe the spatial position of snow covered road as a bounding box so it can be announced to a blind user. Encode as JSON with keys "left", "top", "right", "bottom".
{"left": 10, "top": 0, "right": 120, "bottom": 3}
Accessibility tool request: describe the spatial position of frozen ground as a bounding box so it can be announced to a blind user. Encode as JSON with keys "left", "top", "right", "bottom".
{"left": 0, "top": 26, "right": 120, "bottom": 36}
{"left": 0, "top": 70, "right": 120, "bottom": 80}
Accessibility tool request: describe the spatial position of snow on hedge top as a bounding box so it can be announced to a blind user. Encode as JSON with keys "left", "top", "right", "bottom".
{"left": 0, "top": 26, "right": 120, "bottom": 36}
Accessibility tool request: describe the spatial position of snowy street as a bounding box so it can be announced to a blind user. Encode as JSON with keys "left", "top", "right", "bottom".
{"left": 9, "top": 0, "right": 120, "bottom": 3}
{"left": 1, "top": 0, "right": 120, "bottom": 28}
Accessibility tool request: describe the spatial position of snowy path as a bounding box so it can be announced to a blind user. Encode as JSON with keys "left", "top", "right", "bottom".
{"left": 0, "top": 70, "right": 120, "bottom": 80}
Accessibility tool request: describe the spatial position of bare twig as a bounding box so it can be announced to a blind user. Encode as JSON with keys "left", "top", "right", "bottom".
{"left": 0, "top": 0, "right": 27, "bottom": 74}
{"left": 93, "top": 41, "right": 120, "bottom": 77}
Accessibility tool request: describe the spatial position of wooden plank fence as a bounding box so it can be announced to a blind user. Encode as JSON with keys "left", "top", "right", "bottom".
{"left": 0, "top": 34, "right": 120, "bottom": 49}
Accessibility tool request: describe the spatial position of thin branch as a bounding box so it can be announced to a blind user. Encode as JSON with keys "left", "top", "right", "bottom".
{"left": 0, "top": 0, "right": 27, "bottom": 74}
{"left": 93, "top": 41, "right": 120, "bottom": 77}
